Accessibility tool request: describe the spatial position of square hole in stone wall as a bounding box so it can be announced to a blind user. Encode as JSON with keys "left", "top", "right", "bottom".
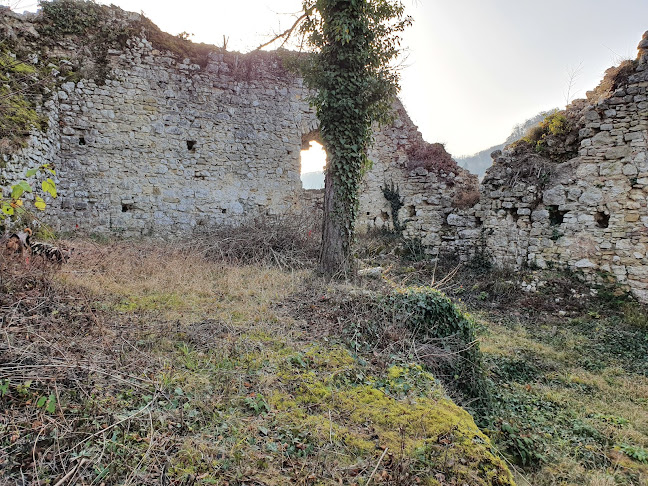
{"left": 595, "top": 211, "right": 610, "bottom": 228}
{"left": 186, "top": 140, "right": 196, "bottom": 152}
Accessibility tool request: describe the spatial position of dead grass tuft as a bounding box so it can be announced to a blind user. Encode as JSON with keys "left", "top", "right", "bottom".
{"left": 453, "top": 186, "right": 481, "bottom": 209}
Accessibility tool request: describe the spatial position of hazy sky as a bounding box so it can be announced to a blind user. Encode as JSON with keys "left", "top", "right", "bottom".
{"left": 5, "top": 0, "right": 648, "bottom": 157}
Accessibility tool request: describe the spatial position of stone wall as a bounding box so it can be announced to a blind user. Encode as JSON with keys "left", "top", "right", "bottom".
{"left": 3, "top": 6, "right": 648, "bottom": 301}
{"left": 1, "top": 6, "right": 476, "bottom": 238}
{"left": 363, "top": 30, "right": 648, "bottom": 302}
{"left": 439, "top": 32, "right": 648, "bottom": 301}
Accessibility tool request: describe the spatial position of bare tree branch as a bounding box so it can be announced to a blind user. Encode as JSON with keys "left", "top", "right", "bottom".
{"left": 255, "top": 12, "right": 308, "bottom": 51}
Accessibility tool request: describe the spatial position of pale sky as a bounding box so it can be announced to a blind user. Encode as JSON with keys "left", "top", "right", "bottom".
{"left": 5, "top": 0, "right": 648, "bottom": 158}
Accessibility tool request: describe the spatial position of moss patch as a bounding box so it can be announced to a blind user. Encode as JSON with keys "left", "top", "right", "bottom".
{"left": 0, "top": 47, "right": 49, "bottom": 150}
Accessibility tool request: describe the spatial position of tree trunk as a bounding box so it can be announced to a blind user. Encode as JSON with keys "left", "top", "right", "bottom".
{"left": 319, "top": 169, "right": 354, "bottom": 278}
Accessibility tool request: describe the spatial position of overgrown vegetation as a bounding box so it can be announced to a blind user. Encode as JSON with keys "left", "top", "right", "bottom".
{"left": 406, "top": 140, "right": 458, "bottom": 174}
{"left": 0, "top": 239, "right": 514, "bottom": 485}
{"left": 509, "top": 110, "right": 580, "bottom": 162}
{"left": 195, "top": 213, "right": 322, "bottom": 270}
{"left": 298, "top": 0, "right": 412, "bottom": 277}
{"left": 3, "top": 216, "right": 648, "bottom": 485}
{"left": 0, "top": 45, "right": 49, "bottom": 151}
{"left": 344, "top": 237, "right": 648, "bottom": 485}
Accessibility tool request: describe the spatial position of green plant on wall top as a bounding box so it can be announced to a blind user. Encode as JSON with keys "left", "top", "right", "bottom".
{"left": 519, "top": 111, "right": 569, "bottom": 153}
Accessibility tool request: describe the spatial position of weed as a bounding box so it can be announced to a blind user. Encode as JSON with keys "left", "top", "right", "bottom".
{"left": 381, "top": 181, "right": 405, "bottom": 234}
{"left": 618, "top": 443, "right": 648, "bottom": 463}
{"left": 243, "top": 393, "right": 270, "bottom": 415}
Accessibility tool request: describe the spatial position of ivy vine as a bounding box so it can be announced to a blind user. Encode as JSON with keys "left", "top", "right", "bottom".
{"left": 299, "top": 0, "right": 411, "bottom": 274}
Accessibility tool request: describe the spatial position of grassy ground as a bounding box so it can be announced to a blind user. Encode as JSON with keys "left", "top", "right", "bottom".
{"left": 2, "top": 232, "right": 647, "bottom": 485}
{"left": 351, "top": 234, "right": 648, "bottom": 486}
{"left": 0, "top": 239, "right": 513, "bottom": 485}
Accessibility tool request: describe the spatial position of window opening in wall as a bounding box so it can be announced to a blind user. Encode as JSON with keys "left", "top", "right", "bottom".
{"left": 300, "top": 140, "right": 326, "bottom": 190}
{"left": 186, "top": 140, "right": 196, "bottom": 152}
{"left": 122, "top": 203, "right": 134, "bottom": 212}
{"left": 78, "top": 137, "right": 86, "bottom": 146}
{"left": 595, "top": 211, "right": 610, "bottom": 228}
{"left": 548, "top": 205, "right": 567, "bottom": 226}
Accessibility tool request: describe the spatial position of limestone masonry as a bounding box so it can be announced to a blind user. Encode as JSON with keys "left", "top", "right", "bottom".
{"left": 1, "top": 6, "right": 647, "bottom": 301}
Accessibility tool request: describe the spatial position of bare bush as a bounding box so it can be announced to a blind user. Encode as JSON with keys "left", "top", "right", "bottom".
{"left": 195, "top": 212, "right": 322, "bottom": 269}
{"left": 406, "top": 140, "right": 458, "bottom": 174}
{"left": 453, "top": 187, "right": 481, "bottom": 209}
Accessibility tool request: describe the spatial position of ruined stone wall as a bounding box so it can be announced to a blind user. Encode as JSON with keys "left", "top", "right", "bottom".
{"left": 1, "top": 6, "right": 476, "bottom": 238}
{"left": 4, "top": 6, "right": 648, "bottom": 301}
{"left": 450, "top": 33, "right": 648, "bottom": 301}
{"left": 359, "top": 106, "right": 479, "bottom": 248}
{"left": 374, "top": 30, "right": 648, "bottom": 302}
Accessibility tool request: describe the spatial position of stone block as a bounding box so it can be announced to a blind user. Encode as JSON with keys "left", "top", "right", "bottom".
{"left": 578, "top": 188, "right": 603, "bottom": 205}
{"left": 543, "top": 186, "right": 566, "bottom": 206}
{"left": 605, "top": 146, "right": 631, "bottom": 160}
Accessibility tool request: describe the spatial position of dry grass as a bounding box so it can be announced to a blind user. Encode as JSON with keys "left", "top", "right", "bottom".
{"left": 452, "top": 187, "right": 481, "bottom": 209}
{"left": 406, "top": 141, "right": 457, "bottom": 174}
{"left": 1, "top": 239, "right": 512, "bottom": 485}
{"left": 195, "top": 213, "right": 321, "bottom": 270}
{"left": 64, "top": 240, "right": 301, "bottom": 322}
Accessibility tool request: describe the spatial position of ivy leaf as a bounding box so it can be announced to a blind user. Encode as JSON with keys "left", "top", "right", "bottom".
{"left": 46, "top": 393, "right": 56, "bottom": 414}
{"left": 1, "top": 203, "right": 14, "bottom": 216}
{"left": 26, "top": 168, "right": 39, "bottom": 177}
{"left": 34, "top": 196, "right": 47, "bottom": 211}
{"left": 42, "top": 178, "right": 57, "bottom": 198}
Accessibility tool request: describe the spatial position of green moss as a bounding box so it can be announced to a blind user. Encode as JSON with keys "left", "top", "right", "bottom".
{"left": 267, "top": 344, "right": 513, "bottom": 485}
{"left": 0, "top": 49, "right": 49, "bottom": 149}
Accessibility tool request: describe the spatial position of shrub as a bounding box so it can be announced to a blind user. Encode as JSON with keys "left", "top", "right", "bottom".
{"left": 406, "top": 140, "right": 457, "bottom": 174}
{"left": 195, "top": 213, "right": 321, "bottom": 269}
{"left": 387, "top": 286, "right": 491, "bottom": 410}
{"left": 520, "top": 111, "right": 568, "bottom": 149}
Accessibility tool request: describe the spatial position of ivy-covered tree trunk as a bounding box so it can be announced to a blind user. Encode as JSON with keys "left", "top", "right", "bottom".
{"left": 300, "top": 0, "right": 410, "bottom": 278}
{"left": 319, "top": 158, "right": 354, "bottom": 276}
